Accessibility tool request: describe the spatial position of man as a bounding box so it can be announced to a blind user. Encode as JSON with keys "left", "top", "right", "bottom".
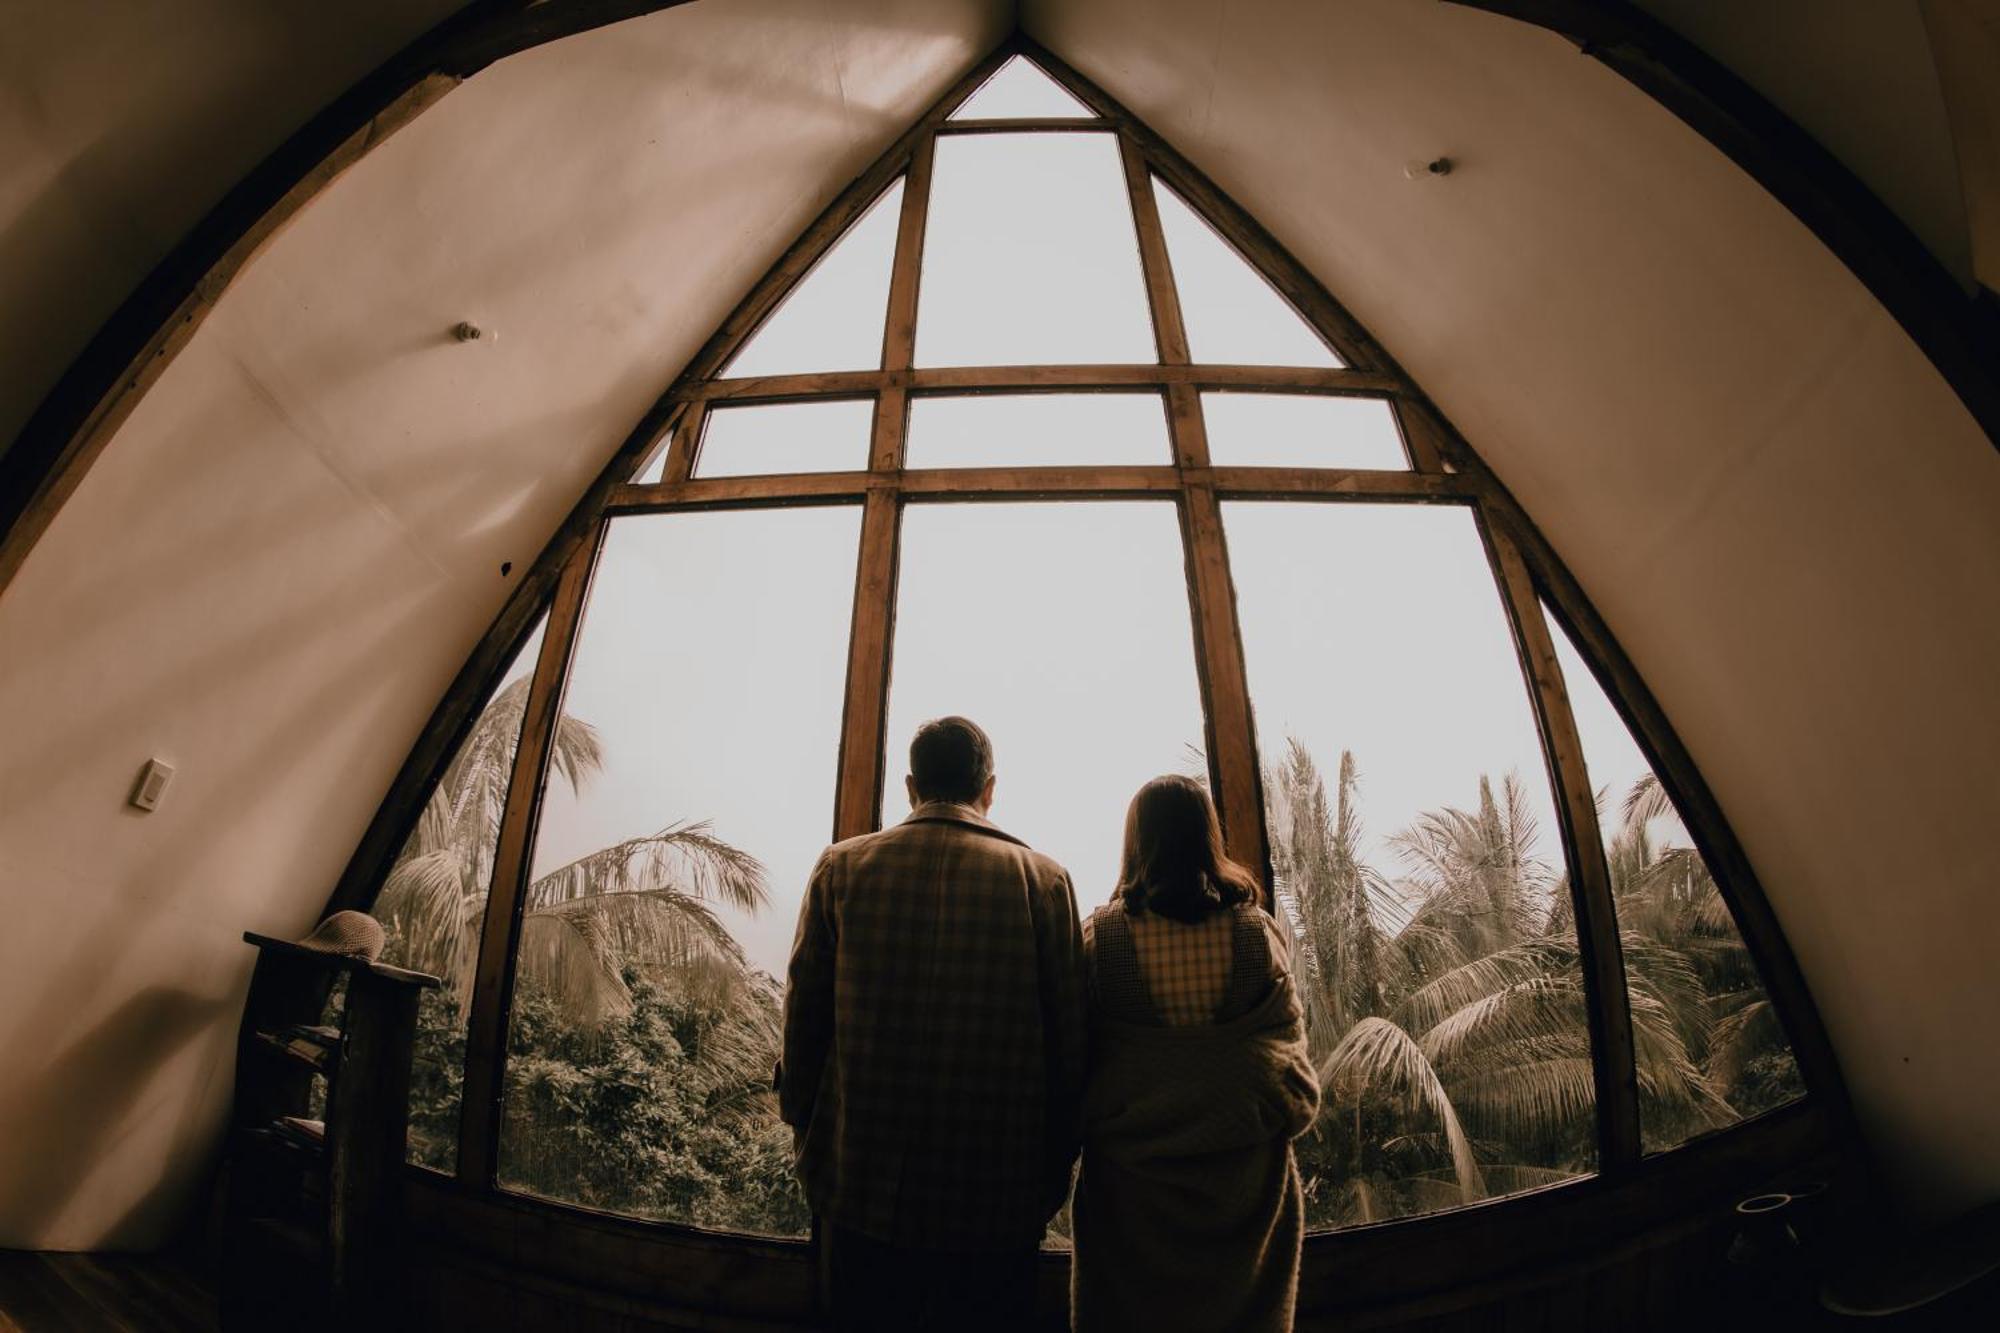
{"left": 779, "top": 716, "right": 1088, "bottom": 1331}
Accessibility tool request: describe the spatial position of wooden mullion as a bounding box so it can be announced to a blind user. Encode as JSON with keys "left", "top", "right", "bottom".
{"left": 1210, "top": 466, "right": 1468, "bottom": 500}
{"left": 661, "top": 403, "right": 704, "bottom": 485}
{"left": 686, "top": 364, "right": 1403, "bottom": 403}
{"left": 827, "top": 111, "right": 931, "bottom": 841}
{"left": 831, "top": 490, "right": 902, "bottom": 841}
{"left": 1120, "top": 134, "right": 1192, "bottom": 366}
{"left": 936, "top": 118, "right": 1108, "bottom": 135}
{"left": 457, "top": 539, "right": 599, "bottom": 1185}
{"left": 1118, "top": 92, "right": 1271, "bottom": 890}
{"left": 606, "top": 464, "right": 1470, "bottom": 511}
{"left": 879, "top": 134, "right": 934, "bottom": 380}
{"left": 1390, "top": 399, "right": 1448, "bottom": 474}
{"left": 902, "top": 464, "right": 1173, "bottom": 496}
{"left": 1179, "top": 474, "right": 1271, "bottom": 897}
{"left": 609, "top": 473, "right": 872, "bottom": 511}
{"left": 1480, "top": 510, "right": 1641, "bottom": 1176}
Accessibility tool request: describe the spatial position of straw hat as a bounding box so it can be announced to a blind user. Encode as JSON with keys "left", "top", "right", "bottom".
{"left": 296, "top": 910, "right": 386, "bottom": 963}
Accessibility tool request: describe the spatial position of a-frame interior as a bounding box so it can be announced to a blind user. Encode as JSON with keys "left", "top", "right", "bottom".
{"left": 260, "top": 35, "right": 1849, "bottom": 1327}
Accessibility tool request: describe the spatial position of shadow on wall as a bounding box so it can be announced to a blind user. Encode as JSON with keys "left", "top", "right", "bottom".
{"left": 0, "top": 987, "right": 229, "bottom": 1246}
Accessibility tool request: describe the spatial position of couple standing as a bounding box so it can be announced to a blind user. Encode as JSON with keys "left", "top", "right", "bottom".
{"left": 779, "top": 716, "right": 1321, "bottom": 1331}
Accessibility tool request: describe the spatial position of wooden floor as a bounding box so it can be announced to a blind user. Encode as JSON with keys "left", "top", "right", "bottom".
{"left": 0, "top": 1242, "right": 1992, "bottom": 1332}
{"left": 0, "top": 1250, "right": 216, "bottom": 1333}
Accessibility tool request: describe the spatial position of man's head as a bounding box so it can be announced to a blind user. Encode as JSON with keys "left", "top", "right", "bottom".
{"left": 905, "top": 715, "right": 995, "bottom": 811}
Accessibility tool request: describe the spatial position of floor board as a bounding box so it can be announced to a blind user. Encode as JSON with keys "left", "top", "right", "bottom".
{"left": 0, "top": 1251, "right": 216, "bottom": 1333}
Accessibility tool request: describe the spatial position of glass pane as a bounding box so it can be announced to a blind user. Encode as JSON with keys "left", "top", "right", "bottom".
{"left": 721, "top": 180, "right": 904, "bottom": 379}
{"left": 917, "top": 134, "right": 1156, "bottom": 367}
{"left": 499, "top": 508, "right": 861, "bottom": 1234}
{"left": 1154, "top": 178, "right": 1341, "bottom": 367}
{"left": 692, "top": 399, "right": 874, "bottom": 479}
{"left": 905, "top": 393, "right": 1171, "bottom": 468}
{"left": 1225, "top": 502, "right": 1595, "bottom": 1229}
{"left": 949, "top": 55, "right": 1095, "bottom": 120}
{"left": 1202, "top": 393, "right": 1407, "bottom": 469}
{"left": 374, "top": 616, "right": 547, "bottom": 1171}
{"left": 1544, "top": 606, "right": 1804, "bottom": 1151}
{"left": 884, "top": 502, "right": 1205, "bottom": 910}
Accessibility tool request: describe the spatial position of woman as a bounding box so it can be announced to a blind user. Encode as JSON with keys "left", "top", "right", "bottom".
{"left": 1071, "top": 775, "right": 1321, "bottom": 1332}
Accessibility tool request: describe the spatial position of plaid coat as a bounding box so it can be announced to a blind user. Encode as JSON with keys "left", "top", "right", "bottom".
{"left": 779, "top": 801, "right": 1089, "bottom": 1251}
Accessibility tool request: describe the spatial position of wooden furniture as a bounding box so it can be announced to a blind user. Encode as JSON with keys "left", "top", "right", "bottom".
{"left": 221, "top": 930, "right": 437, "bottom": 1331}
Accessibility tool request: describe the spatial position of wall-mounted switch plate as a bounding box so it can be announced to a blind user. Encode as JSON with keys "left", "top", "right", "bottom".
{"left": 130, "top": 758, "right": 175, "bottom": 811}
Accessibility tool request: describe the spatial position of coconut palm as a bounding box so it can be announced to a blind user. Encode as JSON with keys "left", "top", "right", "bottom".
{"left": 1266, "top": 744, "right": 1400, "bottom": 1065}
{"left": 1281, "top": 743, "right": 1804, "bottom": 1228}
{"left": 375, "top": 677, "right": 769, "bottom": 1024}
{"left": 1604, "top": 774, "right": 1801, "bottom": 1132}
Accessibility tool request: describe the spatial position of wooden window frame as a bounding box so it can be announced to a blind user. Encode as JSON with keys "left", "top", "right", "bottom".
{"left": 320, "top": 33, "right": 1847, "bottom": 1232}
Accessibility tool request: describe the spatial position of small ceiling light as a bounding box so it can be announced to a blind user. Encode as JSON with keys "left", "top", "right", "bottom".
{"left": 1403, "top": 156, "right": 1453, "bottom": 180}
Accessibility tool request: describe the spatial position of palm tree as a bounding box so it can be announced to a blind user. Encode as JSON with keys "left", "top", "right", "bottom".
{"left": 375, "top": 678, "right": 769, "bottom": 1024}
{"left": 1266, "top": 744, "right": 1399, "bottom": 1064}
{"left": 1280, "top": 744, "right": 1804, "bottom": 1228}
{"left": 1604, "top": 774, "right": 1800, "bottom": 1134}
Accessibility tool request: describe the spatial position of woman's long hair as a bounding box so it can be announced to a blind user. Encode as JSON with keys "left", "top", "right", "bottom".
{"left": 1115, "top": 774, "right": 1260, "bottom": 923}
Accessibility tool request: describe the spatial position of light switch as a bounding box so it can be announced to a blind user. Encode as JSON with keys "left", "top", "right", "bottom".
{"left": 130, "top": 758, "right": 175, "bottom": 811}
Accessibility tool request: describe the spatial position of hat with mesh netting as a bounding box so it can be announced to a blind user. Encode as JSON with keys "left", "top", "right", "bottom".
{"left": 295, "top": 910, "right": 385, "bottom": 963}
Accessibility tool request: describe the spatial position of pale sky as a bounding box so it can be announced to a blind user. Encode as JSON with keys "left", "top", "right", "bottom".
{"left": 502, "top": 114, "right": 1696, "bottom": 979}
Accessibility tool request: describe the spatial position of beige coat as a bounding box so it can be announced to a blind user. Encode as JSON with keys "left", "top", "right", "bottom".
{"left": 1071, "top": 974, "right": 1321, "bottom": 1331}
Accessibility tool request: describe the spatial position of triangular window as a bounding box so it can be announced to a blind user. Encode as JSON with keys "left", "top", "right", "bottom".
{"left": 1154, "top": 177, "right": 1342, "bottom": 366}
{"left": 948, "top": 55, "right": 1095, "bottom": 120}
{"left": 721, "top": 179, "right": 905, "bottom": 379}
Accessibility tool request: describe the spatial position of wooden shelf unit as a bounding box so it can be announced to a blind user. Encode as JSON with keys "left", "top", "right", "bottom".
{"left": 222, "top": 930, "right": 438, "bottom": 1330}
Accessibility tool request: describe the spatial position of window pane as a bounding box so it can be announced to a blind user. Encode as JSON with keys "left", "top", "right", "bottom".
{"left": 949, "top": 56, "right": 1095, "bottom": 120}
{"left": 1202, "top": 393, "right": 1407, "bottom": 470}
{"left": 884, "top": 502, "right": 1205, "bottom": 910}
{"left": 721, "top": 180, "right": 904, "bottom": 379}
{"left": 905, "top": 393, "right": 1171, "bottom": 468}
{"left": 1544, "top": 606, "right": 1804, "bottom": 1151}
{"left": 1154, "top": 178, "right": 1341, "bottom": 367}
{"left": 1225, "top": 502, "right": 1595, "bottom": 1229}
{"left": 692, "top": 399, "right": 874, "bottom": 479}
{"left": 917, "top": 134, "right": 1156, "bottom": 367}
{"left": 374, "top": 616, "right": 546, "bottom": 1172}
{"left": 499, "top": 508, "right": 861, "bottom": 1235}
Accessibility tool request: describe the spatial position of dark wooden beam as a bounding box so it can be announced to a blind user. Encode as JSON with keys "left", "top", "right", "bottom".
{"left": 1113, "top": 121, "right": 1273, "bottom": 893}
{"left": 684, "top": 363, "right": 1402, "bottom": 403}
{"left": 936, "top": 118, "right": 1108, "bottom": 135}
{"left": 1482, "top": 513, "right": 1641, "bottom": 1174}
{"left": 1447, "top": 0, "right": 2000, "bottom": 456}
{"left": 457, "top": 542, "right": 598, "bottom": 1184}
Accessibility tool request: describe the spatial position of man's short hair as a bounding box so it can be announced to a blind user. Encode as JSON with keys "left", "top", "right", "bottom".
{"left": 909, "top": 716, "right": 994, "bottom": 804}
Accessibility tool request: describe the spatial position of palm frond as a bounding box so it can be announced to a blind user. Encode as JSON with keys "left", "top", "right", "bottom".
{"left": 1621, "top": 772, "right": 1678, "bottom": 832}
{"left": 1416, "top": 977, "right": 1588, "bottom": 1069}
{"left": 1320, "top": 1017, "right": 1485, "bottom": 1203}
{"left": 1447, "top": 1055, "right": 1597, "bottom": 1140}
{"left": 527, "top": 821, "right": 768, "bottom": 914}
{"left": 516, "top": 911, "right": 633, "bottom": 1026}
{"left": 376, "top": 845, "right": 479, "bottom": 1001}
{"left": 1391, "top": 940, "right": 1576, "bottom": 1037}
